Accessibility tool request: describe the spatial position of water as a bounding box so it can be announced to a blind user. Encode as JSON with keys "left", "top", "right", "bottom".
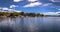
{"left": 0, "top": 17, "right": 60, "bottom": 32}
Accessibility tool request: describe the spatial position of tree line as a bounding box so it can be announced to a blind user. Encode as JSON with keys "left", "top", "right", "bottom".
{"left": 0, "top": 12, "right": 44, "bottom": 17}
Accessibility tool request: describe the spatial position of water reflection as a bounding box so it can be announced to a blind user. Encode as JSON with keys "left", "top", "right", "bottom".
{"left": 0, "top": 17, "right": 15, "bottom": 32}
{"left": 0, "top": 17, "right": 60, "bottom": 32}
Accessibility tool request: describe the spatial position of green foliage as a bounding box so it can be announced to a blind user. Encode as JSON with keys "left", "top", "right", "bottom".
{"left": 0, "top": 12, "right": 44, "bottom": 17}
{"left": 40, "top": 14, "right": 44, "bottom": 16}
{"left": 10, "top": 12, "right": 20, "bottom": 17}
{"left": 24, "top": 13, "right": 35, "bottom": 16}
{"left": 19, "top": 12, "right": 24, "bottom": 15}
{"left": 0, "top": 12, "right": 9, "bottom": 16}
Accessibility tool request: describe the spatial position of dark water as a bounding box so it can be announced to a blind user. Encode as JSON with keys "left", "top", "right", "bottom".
{"left": 0, "top": 17, "right": 60, "bottom": 32}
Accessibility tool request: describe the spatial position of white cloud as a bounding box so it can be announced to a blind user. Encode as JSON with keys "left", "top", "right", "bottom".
{"left": 23, "top": 2, "right": 42, "bottom": 7}
{"left": 10, "top": 5, "right": 18, "bottom": 8}
{"left": 50, "top": 0, "right": 60, "bottom": 2}
{"left": 13, "top": 0, "right": 23, "bottom": 2}
{"left": 42, "top": 3, "right": 52, "bottom": 6}
{"left": 43, "top": 12, "right": 60, "bottom": 15}
{"left": 13, "top": 10, "right": 22, "bottom": 12}
{"left": 44, "top": 12, "right": 56, "bottom": 15}
{"left": 2, "top": 7, "right": 9, "bottom": 10}
{"left": 0, "top": 7, "right": 9, "bottom": 12}
{"left": 51, "top": 0, "right": 55, "bottom": 2}
{"left": 0, "top": 7, "right": 21, "bottom": 12}
{"left": 28, "top": 0, "right": 38, "bottom": 2}
{"left": 7, "top": 9, "right": 21, "bottom": 12}
{"left": 56, "top": 12, "right": 60, "bottom": 15}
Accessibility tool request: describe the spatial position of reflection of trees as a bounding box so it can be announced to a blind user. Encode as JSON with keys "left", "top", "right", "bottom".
{"left": 0, "top": 17, "right": 4, "bottom": 22}
{"left": 0, "top": 18, "right": 15, "bottom": 32}
{"left": 20, "top": 17, "right": 28, "bottom": 32}
{"left": 0, "top": 17, "right": 7, "bottom": 22}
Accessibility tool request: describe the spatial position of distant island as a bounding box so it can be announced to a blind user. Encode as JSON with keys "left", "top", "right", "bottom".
{"left": 0, "top": 12, "right": 44, "bottom": 18}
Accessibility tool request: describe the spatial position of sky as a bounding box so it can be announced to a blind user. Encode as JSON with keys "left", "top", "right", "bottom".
{"left": 0, "top": 0, "right": 60, "bottom": 15}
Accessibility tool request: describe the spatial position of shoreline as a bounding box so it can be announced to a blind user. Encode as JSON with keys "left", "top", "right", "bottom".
{"left": 0, "top": 16, "right": 44, "bottom": 18}
{"left": 0, "top": 15, "right": 60, "bottom": 18}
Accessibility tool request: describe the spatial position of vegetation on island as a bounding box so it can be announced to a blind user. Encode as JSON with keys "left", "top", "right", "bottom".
{"left": 0, "top": 12, "right": 44, "bottom": 17}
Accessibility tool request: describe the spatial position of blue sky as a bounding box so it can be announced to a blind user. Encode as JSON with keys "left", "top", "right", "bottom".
{"left": 0, "top": 0, "right": 60, "bottom": 15}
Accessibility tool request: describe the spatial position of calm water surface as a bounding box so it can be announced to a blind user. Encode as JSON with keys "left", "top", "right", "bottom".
{"left": 0, "top": 17, "right": 60, "bottom": 32}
